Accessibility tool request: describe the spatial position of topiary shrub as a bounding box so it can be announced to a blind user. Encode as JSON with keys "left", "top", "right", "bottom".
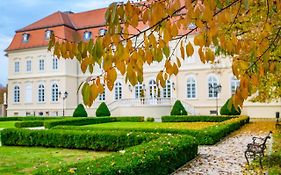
{"left": 96, "top": 102, "right": 111, "bottom": 117}
{"left": 146, "top": 117, "right": 155, "bottom": 122}
{"left": 73, "top": 104, "right": 88, "bottom": 117}
{"left": 220, "top": 98, "right": 241, "bottom": 115}
{"left": 170, "top": 100, "right": 187, "bottom": 115}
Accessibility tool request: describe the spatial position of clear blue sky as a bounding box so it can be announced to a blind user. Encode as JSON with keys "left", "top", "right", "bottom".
{"left": 0, "top": 0, "right": 124, "bottom": 86}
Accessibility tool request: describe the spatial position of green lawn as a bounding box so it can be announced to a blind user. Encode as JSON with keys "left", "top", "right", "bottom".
{"left": 0, "top": 146, "right": 110, "bottom": 175}
{"left": 0, "top": 121, "right": 16, "bottom": 129}
{"left": 84, "top": 121, "right": 218, "bottom": 130}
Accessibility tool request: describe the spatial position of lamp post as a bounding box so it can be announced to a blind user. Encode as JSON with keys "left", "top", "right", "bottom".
{"left": 209, "top": 84, "right": 222, "bottom": 115}
{"left": 59, "top": 91, "right": 68, "bottom": 117}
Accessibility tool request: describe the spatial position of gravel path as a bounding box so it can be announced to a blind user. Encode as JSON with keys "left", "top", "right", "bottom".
{"left": 173, "top": 133, "right": 270, "bottom": 175}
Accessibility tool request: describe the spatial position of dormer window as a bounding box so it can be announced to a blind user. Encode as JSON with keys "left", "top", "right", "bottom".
{"left": 99, "top": 28, "right": 107, "bottom": 36}
{"left": 84, "top": 31, "right": 92, "bottom": 40}
{"left": 22, "top": 33, "right": 30, "bottom": 43}
{"left": 45, "top": 30, "right": 53, "bottom": 40}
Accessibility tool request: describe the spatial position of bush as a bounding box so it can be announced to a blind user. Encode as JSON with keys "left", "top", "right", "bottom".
{"left": 44, "top": 117, "right": 113, "bottom": 129}
{"left": 220, "top": 98, "right": 241, "bottom": 115}
{"left": 73, "top": 104, "right": 88, "bottom": 117}
{"left": 170, "top": 100, "right": 187, "bottom": 115}
{"left": 53, "top": 116, "right": 249, "bottom": 145}
{"left": 34, "top": 135, "right": 198, "bottom": 175}
{"left": 113, "top": 116, "right": 144, "bottom": 122}
{"left": 96, "top": 102, "right": 111, "bottom": 117}
{"left": 146, "top": 117, "right": 155, "bottom": 122}
{"left": 1, "top": 129, "right": 159, "bottom": 151}
{"left": 161, "top": 115, "right": 233, "bottom": 122}
{"left": 15, "top": 121, "right": 44, "bottom": 128}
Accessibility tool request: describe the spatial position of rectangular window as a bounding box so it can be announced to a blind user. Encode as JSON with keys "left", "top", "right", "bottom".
{"left": 39, "top": 59, "right": 44, "bottom": 71}
{"left": 26, "top": 60, "right": 32, "bottom": 72}
{"left": 52, "top": 58, "right": 58, "bottom": 70}
{"left": 15, "top": 62, "right": 20, "bottom": 72}
{"left": 99, "top": 92, "right": 105, "bottom": 101}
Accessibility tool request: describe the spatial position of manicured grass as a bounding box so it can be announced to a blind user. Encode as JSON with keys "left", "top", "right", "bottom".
{"left": 0, "top": 146, "right": 110, "bottom": 175}
{"left": 0, "top": 121, "right": 16, "bottom": 129}
{"left": 84, "top": 121, "right": 218, "bottom": 130}
{"left": 268, "top": 130, "right": 281, "bottom": 175}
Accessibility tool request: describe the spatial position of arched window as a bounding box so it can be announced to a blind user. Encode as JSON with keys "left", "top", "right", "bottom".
{"left": 114, "top": 82, "right": 122, "bottom": 100}
{"left": 25, "top": 85, "right": 32, "bottom": 103}
{"left": 187, "top": 77, "right": 196, "bottom": 99}
{"left": 135, "top": 83, "right": 143, "bottom": 98}
{"left": 208, "top": 75, "right": 219, "bottom": 98}
{"left": 14, "top": 86, "right": 20, "bottom": 103}
{"left": 52, "top": 84, "right": 59, "bottom": 102}
{"left": 163, "top": 80, "right": 172, "bottom": 98}
{"left": 230, "top": 76, "right": 240, "bottom": 95}
{"left": 38, "top": 84, "right": 45, "bottom": 102}
{"left": 149, "top": 80, "right": 157, "bottom": 98}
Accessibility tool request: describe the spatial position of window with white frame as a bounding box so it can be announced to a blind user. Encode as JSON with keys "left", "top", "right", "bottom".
{"left": 231, "top": 76, "right": 240, "bottom": 95}
{"left": 84, "top": 31, "right": 92, "bottom": 40}
{"left": 208, "top": 75, "right": 219, "bottom": 98}
{"left": 163, "top": 80, "right": 172, "bottom": 98}
{"left": 14, "top": 86, "right": 20, "bottom": 103}
{"left": 99, "top": 87, "right": 105, "bottom": 101}
{"left": 149, "top": 80, "right": 157, "bottom": 98}
{"left": 15, "top": 61, "right": 20, "bottom": 73}
{"left": 25, "top": 85, "right": 32, "bottom": 103}
{"left": 51, "top": 83, "right": 59, "bottom": 102}
{"left": 114, "top": 82, "right": 122, "bottom": 100}
{"left": 26, "top": 60, "right": 32, "bottom": 72}
{"left": 52, "top": 57, "right": 58, "bottom": 70}
{"left": 135, "top": 83, "right": 143, "bottom": 98}
{"left": 39, "top": 59, "right": 44, "bottom": 71}
{"left": 22, "top": 33, "right": 30, "bottom": 43}
{"left": 45, "top": 30, "right": 53, "bottom": 40}
{"left": 38, "top": 84, "right": 45, "bottom": 102}
{"left": 187, "top": 76, "right": 196, "bottom": 99}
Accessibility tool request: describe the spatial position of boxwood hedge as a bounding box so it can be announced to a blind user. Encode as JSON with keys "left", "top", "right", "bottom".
{"left": 161, "top": 115, "right": 233, "bottom": 122}
{"left": 15, "top": 121, "right": 45, "bottom": 128}
{"left": 52, "top": 116, "right": 249, "bottom": 145}
{"left": 0, "top": 116, "right": 69, "bottom": 122}
{"left": 1, "top": 128, "right": 159, "bottom": 151}
{"left": 34, "top": 135, "right": 198, "bottom": 175}
{"left": 44, "top": 116, "right": 145, "bottom": 128}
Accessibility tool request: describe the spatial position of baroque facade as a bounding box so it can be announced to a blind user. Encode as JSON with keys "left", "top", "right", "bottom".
{"left": 5, "top": 8, "right": 281, "bottom": 118}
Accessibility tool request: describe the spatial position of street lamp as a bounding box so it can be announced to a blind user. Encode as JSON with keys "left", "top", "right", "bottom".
{"left": 209, "top": 84, "right": 222, "bottom": 115}
{"left": 59, "top": 91, "right": 68, "bottom": 117}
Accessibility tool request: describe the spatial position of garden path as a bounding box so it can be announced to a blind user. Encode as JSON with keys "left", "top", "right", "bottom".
{"left": 173, "top": 121, "right": 275, "bottom": 175}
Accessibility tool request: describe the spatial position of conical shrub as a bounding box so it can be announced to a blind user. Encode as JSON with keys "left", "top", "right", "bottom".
{"left": 220, "top": 98, "right": 241, "bottom": 115}
{"left": 73, "top": 104, "right": 88, "bottom": 117}
{"left": 96, "top": 102, "right": 111, "bottom": 117}
{"left": 170, "top": 100, "right": 187, "bottom": 115}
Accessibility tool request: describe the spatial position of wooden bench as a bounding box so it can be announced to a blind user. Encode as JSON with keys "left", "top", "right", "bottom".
{"left": 244, "top": 131, "right": 272, "bottom": 169}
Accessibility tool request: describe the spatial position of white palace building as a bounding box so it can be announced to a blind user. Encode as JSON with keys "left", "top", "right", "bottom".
{"left": 5, "top": 7, "right": 281, "bottom": 118}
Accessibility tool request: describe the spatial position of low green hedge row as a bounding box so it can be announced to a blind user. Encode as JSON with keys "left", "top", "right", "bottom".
{"left": 161, "top": 115, "right": 233, "bottom": 122}
{"left": 44, "top": 117, "right": 114, "bottom": 128}
{"left": 0, "top": 116, "right": 69, "bottom": 121}
{"left": 53, "top": 116, "right": 249, "bottom": 145}
{"left": 34, "top": 135, "right": 198, "bottom": 175}
{"left": 15, "top": 121, "right": 45, "bottom": 128}
{"left": 1, "top": 128, "right": 159, "bottom": 151}
{"left": 44, "top": 116, "right": 144, "bottom": 128}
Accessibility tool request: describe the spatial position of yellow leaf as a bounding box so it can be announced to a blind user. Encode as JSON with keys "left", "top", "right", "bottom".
{"left": 206, "top": 48, "right": 215, "bottom": 63}
{"left": 91, "top": 83, "right": 99, "bottom": 101}
{"left": 186, "top": 42, "right": 194, "bottom": 57}
{"left": 176, "top": 57, "right": 181, "bottom": 67}
{"left": 108, "top": 67, "right": 117, "bottom": 83}
{"left": 171, "top": 24, "right": 178, "bottom": 37}
{"left": 180, "top": 41, "right": 185, "bottom": 59}
{"left": 198, "top": 47, "right": 206, "bottom": 63}
{"left": 172, "top": 63, "right": 179, "bottom": 75}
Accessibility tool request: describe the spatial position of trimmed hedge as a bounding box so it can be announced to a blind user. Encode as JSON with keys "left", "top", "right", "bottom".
{"left": 53, "top": 116, "right": 249, "bottom": 145}
{"left": 96, "top": 102, "right": 111, "bottom": 117}
{"left": 44, "top": 116, "right": 145, "bottom": 128}
{"left": 34, "top": 135, "right": 198, "bottom": 175}
{"left": 44, "top": 117, "right": 113, "bottom": 129}
{"left": 73, "top": 104, "right": 88, "bottom": 117}
{"left": 170, "top": 100, "right": 187, "bottom": 115}
{"left": 113, "top": 116, "right": 144, "bottom": 122}
{"left": 1, "top": 128, "right": 159, "bottom": 151}
{"left": 0, "top": 116, "right": 68, "bottom": 122}
{"left": 146, "top": 117, "right": 155, "bottom": 122}
{"left": 161, "top": 115, "right": 233, "bottom": 122}
{"left": 15, "top": 121, "right": 44, "bottom": 128}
